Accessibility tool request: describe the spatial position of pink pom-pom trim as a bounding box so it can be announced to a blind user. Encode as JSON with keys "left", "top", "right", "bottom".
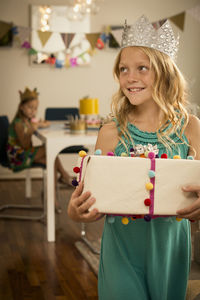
{"left": 107, "top": 151, "right": 114, "bottom": 156}
{"left": 148, "top": 152, "right": 155, "bottom": 159}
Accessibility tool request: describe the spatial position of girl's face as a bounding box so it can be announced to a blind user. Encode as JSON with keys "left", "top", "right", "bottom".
{"left": 118, "top": 47, "right": 155, "bottom": 106}
{"left": 20, "top": 98, "right": 38, "bottom": 120}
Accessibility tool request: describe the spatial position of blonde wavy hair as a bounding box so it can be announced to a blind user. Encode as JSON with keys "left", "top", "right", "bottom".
{"left": 109, "top": 46, "right": 189, "bottom": 154}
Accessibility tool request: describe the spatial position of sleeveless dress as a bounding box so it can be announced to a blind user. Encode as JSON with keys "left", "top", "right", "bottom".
{"left": 98, "top": 122, "right": 191, "bottom": 300}
{"left": 7, "top": 117, "right": 39, "bottom": 172}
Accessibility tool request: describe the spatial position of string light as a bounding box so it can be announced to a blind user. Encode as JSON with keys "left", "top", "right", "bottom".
{"left": 39, "top": 6, "right": 52, "bottom": 32}
{"left": 68, "top": 0, "right": 103, "bottom": 21}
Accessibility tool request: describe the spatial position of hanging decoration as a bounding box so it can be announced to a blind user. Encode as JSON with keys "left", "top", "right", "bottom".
{"left": 170, "top": 12, "right": 185, "bottom": 31}
{"left": 39, "top": 6, "right": 52, "bottom": 32}
{"left": 67, "top": 0, "right": 103, "bottom": 21}
{"left": 37, "top": 30, "right": 52, "bottom": 47}
{"left": 0, "top": 5, "right": 199, "bottom": 69}
{"left": 0, "top": 21, "right": 13, "bottom": 46}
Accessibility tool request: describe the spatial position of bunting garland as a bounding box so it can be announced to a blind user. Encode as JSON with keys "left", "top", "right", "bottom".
{"left": 37, "top": 30, "right": 52, "bottom": 47}
{"left": 0, "top": 5, "right": 199, "bottom": 69}
{"left": 170, "top": 12, "right": 185, "bottom": 31}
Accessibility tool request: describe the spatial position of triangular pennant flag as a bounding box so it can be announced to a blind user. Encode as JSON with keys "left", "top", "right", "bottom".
{"left": 170, "top": 12, "right": 185, "bottom": 31}
{"left": 187, "top": 4, "right": 200, "bottom": 23}
{"left": 111, "top": 29, "right": 123, "bottom": 46}
{"left": 86, "top": 33, "right": 100, "bottom": 49}
{"left": 109, "top": 33, "right": 120, "bottom": 48}
{"left": 0, "top": 21, "right": 13, "bottom": 39}
{"left": 17, "top": 26, "right": 30, "bottom": 44}
{"left": 0, "top": 21, "right": 13, "bottom": 46}
{"left": 37, "top": 30, "right": 52, "bottom": 47}
{"left": 61, "top": 33, "right": 75, "bottom": 49}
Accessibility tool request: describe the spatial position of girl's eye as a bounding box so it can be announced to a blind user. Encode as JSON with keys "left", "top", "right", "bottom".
{"left": 139, "top": 66, "right": 148, "bottom": 71}
{"left": 119, "top": 66, "right": 128, "bottom": 73}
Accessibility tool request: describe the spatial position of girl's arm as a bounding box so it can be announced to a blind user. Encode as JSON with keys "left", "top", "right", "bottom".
{"left": 95, "top": 121, "right": 119, "bottom": 154}
{"left": 67, "top": 122, "right": 119, "bottom": 222}
{"left": 185, "top": 114, "right": 200, "bottom": 159}
{"left": 177, "top": 114, "right": 200, "bottom": 219}
{"left": 14, "top": 121, "right": 38, "bottom": 150}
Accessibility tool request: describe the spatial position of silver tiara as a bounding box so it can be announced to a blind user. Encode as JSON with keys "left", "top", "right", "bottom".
{"left": 121, "top": 15, "right": 179, "bottom": 61}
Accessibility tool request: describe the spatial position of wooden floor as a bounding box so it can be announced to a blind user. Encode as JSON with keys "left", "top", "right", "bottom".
{"left": 0, "top": 180, "right": 104, "bottom": 300}
{"left": 1, "top": 180, "right": 200, "bottom": 300}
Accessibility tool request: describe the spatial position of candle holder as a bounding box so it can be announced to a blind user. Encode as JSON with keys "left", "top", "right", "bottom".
{"left": 79, "top": 97, "right": 101, "bottom": 130}
{"left": 69, "top": 117, "right": 86, "bottom": 134}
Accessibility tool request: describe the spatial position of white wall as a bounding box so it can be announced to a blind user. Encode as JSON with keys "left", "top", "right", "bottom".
{"left": 0, "top": 0, "right": 200, "bottom": 178}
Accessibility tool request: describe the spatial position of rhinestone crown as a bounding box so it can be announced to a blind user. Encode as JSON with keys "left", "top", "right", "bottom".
{"left": 121, "top": 15, "right": 179, "bottom": 61}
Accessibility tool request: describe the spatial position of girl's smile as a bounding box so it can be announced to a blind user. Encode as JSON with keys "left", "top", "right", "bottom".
{"left": 127, "top": 87, "right": 145, "bottom": 93}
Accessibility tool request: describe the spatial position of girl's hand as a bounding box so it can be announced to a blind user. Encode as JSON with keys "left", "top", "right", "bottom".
{"left": 176, "top": 185, "right": 200, "bottom": 220}
{"left": 67, "top": 182, "right": 102, "bottom": 223}
{"left": 31, "top": 122, "right": 39, "bottom": 131}
{"left": 38, "top": 120, "right": 50, "bottom": 128}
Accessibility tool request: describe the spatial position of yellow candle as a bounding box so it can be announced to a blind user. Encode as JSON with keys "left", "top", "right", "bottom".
{"left": 79, "top": 98, "right": 99, "bottom": 115}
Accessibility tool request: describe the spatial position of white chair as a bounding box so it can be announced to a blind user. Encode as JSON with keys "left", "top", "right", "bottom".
{"left": 0, "top": 115, "right": 46, "bottom": 221}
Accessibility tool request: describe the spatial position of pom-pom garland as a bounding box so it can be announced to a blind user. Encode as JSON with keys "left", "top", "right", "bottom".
{"left": 148, "top": 151, "right": 155, "bottom": 159}
{"left": 145, "top": 182, "right": 154, "bottom": 190}
{"left": 107, "top": 151, "right": 114, "bottom": 156}
{"left": 107, "top": 216, "right": 115, "bottom": 223}
{"left": 161, "top": 153, "right": 168, "bottom": 159}
{"left": 94, "top": 149, "right": 102, "bottom": 155}
{"left": 121, "top": 217, "right": 129, "bottom": 225}
{"left": 72, "top": 179, "right": 79, "bottom": 187}
{"left": 148, "top": 170, "right": 155, "bottom": 178}
{"left": 73, "top": 167, "right": 80, "bottom": 173}
{"left": 79, "top": 150, "right": 87, "bottom": 157}
{"left": 121, "top": 152, "right": 128, "bottom": 157}
{"left": 144, "top": 215, "right": 151, "bottom": 222}
{"left": 144, "top": 198, "right": 151, "bottom": 206}
{"left": 173, "top": 155, "right": 181, "bottom": 159}
{"left": 187, "top": 156, "right": 194, "bottom": 160}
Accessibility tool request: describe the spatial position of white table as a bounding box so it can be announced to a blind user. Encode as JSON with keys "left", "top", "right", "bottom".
{"left": 35, "top": 123, "right": 98, "bottom": 242}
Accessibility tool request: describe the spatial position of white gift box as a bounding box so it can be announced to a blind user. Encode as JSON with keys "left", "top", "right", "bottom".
{"left": 79, "top": 155, "right": 200, "bottom": 216}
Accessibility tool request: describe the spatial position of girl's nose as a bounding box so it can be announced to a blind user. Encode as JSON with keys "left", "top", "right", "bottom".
{"left": 127, "top": 71, "right": 138, "bottom": 82}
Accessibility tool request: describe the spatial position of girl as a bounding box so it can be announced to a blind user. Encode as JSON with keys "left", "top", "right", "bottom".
{"left": 7, "top": 87, "right": 73, "bottom": 211}
{"left": 67, "top": 16, "right": 200, "bottom": 299}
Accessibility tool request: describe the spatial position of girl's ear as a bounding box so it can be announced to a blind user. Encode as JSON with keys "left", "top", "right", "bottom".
{"left": 19, "top": 103, "right": 23, "bottom": 112}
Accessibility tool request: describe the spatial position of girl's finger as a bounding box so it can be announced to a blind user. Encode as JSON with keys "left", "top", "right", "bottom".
{"left": 78, "top": 197, "right": 96, "bottom": 214}
{"left": 74, "top": 191, "right": 92, "bottom": 207}
{"left": 72, "top": 182, "right": 84, "bottom": 198}
{"left": 182, "top": 185, "right": 200, "bottom": 192}
{"left": 81, "top": 208, "right": 100, "bottom": 222}
{"left": 177, "top": 208, "right": 200, "bottom": 220}
{"left": 177, "top": 198, "right": 200, "bottom": 215}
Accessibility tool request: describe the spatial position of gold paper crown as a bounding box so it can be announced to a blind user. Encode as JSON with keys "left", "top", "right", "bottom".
{"left": 19, "top": 87, "right": 39, "bottom": 102}
{"left": 121, "top": 15, "right": 179, "bottom": 61}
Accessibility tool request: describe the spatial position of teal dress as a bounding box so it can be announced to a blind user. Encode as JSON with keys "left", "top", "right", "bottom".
{"left": 98, "top": 122, "right": 191, "bottom": 300}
